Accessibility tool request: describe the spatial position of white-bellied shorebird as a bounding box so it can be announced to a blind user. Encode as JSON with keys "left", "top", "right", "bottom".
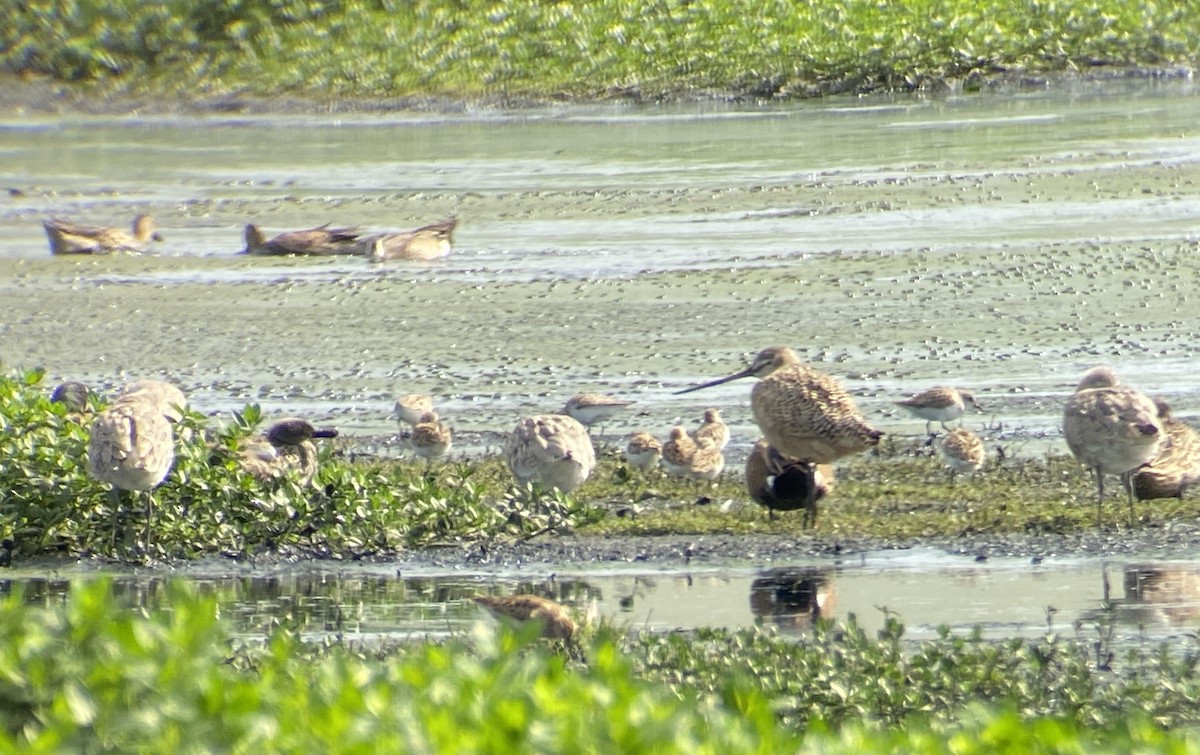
{"left": 939, "top": 428, "right": 985, "bottom": 480}
{"left": 393, "top": 394, "right": 434, "bottom": 428}
{"left": 505, "top": 414, "right": 596, "bottom": 493}
{"left": 661, "top": 426, "right": 697, "bottom": 478}
{"left": 561, "top": 393, "right": 635, "bottom": 433}
{"left": 687, "top": 437, "right": 725, "bottom": 482}
{"left": 365, "top": 217, "right": 457, "bottom": 262}
{"left": 411, "top": 410, "right": 452, "bottom": 465}
{"left": 1062, "top": 366, "right": 1162, "bottom": 524}
{"left": 237, "top": 417, "right": 339, "bottom": 486}
{"left": 241, "top": 223, "right": 362, "bottom": 256}
{"left": 624, "top": 431, "right": 662, "bottom": 471}
{"left": 1131, "top": 400, "right": 1200, "bottom": 501}
{"left": 43, "top": 214, "right": 162, "bottom": 255}
{"left": 744, "top": 438, "right": 835, "bottom": 527}
{"left": 896, "top": 386, "right": 982, "bottom": 434}
{"left": 691, "top": 407, "right": 729, "bottom": 450}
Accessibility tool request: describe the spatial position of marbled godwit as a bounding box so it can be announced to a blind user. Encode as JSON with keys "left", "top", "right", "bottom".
{"left": 241, "top": 223, "right": 362, "bottom": 256}
{"left": 660, "top": 426, "right": 697, "bottom": 478}
{"left": 1062, "top": 366, "right": 1162, "bottom": 524}
{"left": 687, "top": 437, "right": 725, "bottom": 482}
{"left": 676, "top": 346, "right": 880, "bottom": 511}
{"left": 87, "top": 382, "right": 186, "bottom": 547}
{"left": 118, "top": 380, "right": 188, "bottom": 422}
{"left": 393, "top": 394, "right": 434, "bottom": 428}
{"left": 691, "top": 408, "right": 730, "bottom": 450}
{"left": 561, "top": 393, "right": 635, "bottom": 432}
{"left": 1131, "top": 400, "right": 1200, "bottom": 501}
{"left": 744, "top": 438, "right": 834, "bottom": 526}
{"left": 365, "top": 217, "right": 457, "bottom": 261}
{"left": 411, "top": 411, "right": 452, "bottom": 464}
{"left": 238, "top": 417, "right": 339, "bottom": 486}
{"left": 939, "top": 428, "right": 985, "bottom": 480}
{"left": 505, "top": 414, "right": 596, "bottom": 493}
{"left": 472, "top": 594, "right": 579, "bottom": 655}
{"left": 624, "top": 431, "right": 662, "bottom": 471}
{"left": 43, "top": 214, "right": 162, "bottom": 255}
{"left": 896, "top": 386, "right": 982, "bottom": 434}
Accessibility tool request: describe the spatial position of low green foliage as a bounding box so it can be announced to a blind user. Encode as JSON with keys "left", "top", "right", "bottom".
{"left": 2, "top": 580, "right": 1199, "bottom": 751}
{"left": 4, "top": 0, "right": 1198, "bottom": 100}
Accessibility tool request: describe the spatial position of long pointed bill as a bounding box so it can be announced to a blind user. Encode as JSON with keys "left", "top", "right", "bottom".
{"left": 313, "top": 428, "right": 340, "bottom": 439}
{"left": 673, "top": 368, "right": 756, "bottom": 395}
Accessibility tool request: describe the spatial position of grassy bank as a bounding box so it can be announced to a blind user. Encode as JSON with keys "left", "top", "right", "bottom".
{"left": 4, "top": 0, "right": 1198, "bottom": 103}
{"left": 1, "top": 580, "right": 1197, "bottom": 751}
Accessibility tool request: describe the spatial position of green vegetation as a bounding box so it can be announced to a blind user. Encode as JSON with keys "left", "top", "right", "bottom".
{"left": 1, "top": 580, "right": 1198, "bottom": 751}
{"left": 0, "top": 368, "right": 1186, "bottom": 562}
{"left": 4, "top": 0, "right": 1198, "bottom": 102}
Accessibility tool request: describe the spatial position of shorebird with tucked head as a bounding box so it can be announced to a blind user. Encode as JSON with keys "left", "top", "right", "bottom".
{"left": 896, "top": 386, "right": 983, "bottom": 434}
{"left": 690, "top": 408, "right": 730, "bottom": 450}
{"left": 411, "top": 411, "right": 452, "bottom": 465}
{"left": 624, "top": 431, "right": 662, "bottom": 472}
{"left": 939, "top": 428, "right": 985, "bottom": 480}
{"left": 505, "top": 414, "right": 596, "bottom": 494}
{"left": 393, "top": 394, "right": 434, "bottom": 429}
{"left": 365, "top": 217, "right": 457, "bottom": 261}
{"left": 687, "top": 437, "right": 726, "bottom": 482}
{"left": 744, "top": 438, "right": 835, "bottom": 527}
{"left": 1131, "top": 400, "right": 1200, "bottom": 501}
{"left": 661, "top": 426, "right": 697, "bottom": 479}
{"left": 1062, "top": 366, "right": 1162, "bottom": 524}
{"left": 43, "top": 214, "right": 163, "bottom": 255}
{"left": 241, "top": 223, "right": 362, "bottom": 256}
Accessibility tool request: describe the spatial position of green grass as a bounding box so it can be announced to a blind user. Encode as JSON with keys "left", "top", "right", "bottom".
{"left": 4, "top": 0, "right": 1198, "bottom": 102}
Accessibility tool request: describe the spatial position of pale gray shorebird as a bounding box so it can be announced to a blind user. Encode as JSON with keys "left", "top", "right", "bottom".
{"left": 690, "top": 408, "right": 730, "bottom": 450}
{"left": 1062, "top": 366, "right": 1162, "bottom": 524}
{"left": 410, "top": 411, "right": 452, "bottom": 465}
{"left": 393, "top": 394, "right": 434, "bottom": 428}
{"left": 1131, "top": 400, "right": 1200, "bottom": 501}
{"left": 561, "top": 393, "right": 635, "bottom": 435}
{"left": 43, "top": 214, "right": 162, "bottom": 255}
{"left": 365, "top": 217, "right": 457, "bottom": 262}
{"left": 237, "top": 418, "right": 339, "bottom": 486}
{"left": 939, "top": 428, "right": 985, "bottom": 480}
{"left": 896, "top": 386, "right": 982, "bottom": 434}
{"left": 624, "top": 431, "right": 662, "bottom": 472}
{"left": 86, "top": 380, "right": 187, "bottom": 548}
{"left": 660, "top": 426, "right": 697, "bottom": 478}
{"left": 241, "top": 223, "right": 362, "bottom": 256}
{"left": 744, "top": 438, "right": 835, "bottom": 527}
{"left": 505, "top": 414, "right": 596, "bottom": 494}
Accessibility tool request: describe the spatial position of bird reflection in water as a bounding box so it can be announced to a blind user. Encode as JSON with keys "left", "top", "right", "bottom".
{"left": 1102, "top": 564, "right": 1200, "bottom": 627}
{"left": 749, "top": 567, "right": 836, "bottom": 631}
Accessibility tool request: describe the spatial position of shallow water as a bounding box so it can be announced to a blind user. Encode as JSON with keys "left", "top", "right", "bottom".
{"left": 4, "top": 80, "right": 1200, "bottom": 641}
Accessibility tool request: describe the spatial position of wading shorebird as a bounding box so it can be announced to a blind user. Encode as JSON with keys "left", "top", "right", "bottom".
{"left": 241, "top": 223, "right": 362, "bottom": 256}
{"left": 410, "top": 411, "right": 452, "bottom": 465}
{"left": 561, "top": 393, "right": 635, "bottom": 434}
{"left": 744, "top": 438, "right": 835, "bottom": 527}
{"left": 690, "top": 408, "right": 730, "bottom": 450}
{"left": 237, "top": 417, "right": 339, "bottom": 486}
{"left": 1062, "top": 366, "right": 1162, "bottom": 524}
{"left": 624, "top": 431, "right": 662, "bottom": 472}
{"left": 896, "top": 386, "right": 983, "bottom": 434}
{"left": 1131, "top": 400, "right": 1200, "bottom": 501}
{"left": 505, "top": 414, "right": 596, "bottom": 493}
{"left": 43, "top": 214, "right": 163, "bottom": 255}
{"left": 939, "top": 428, "right": 985, "bottom": 480}
{"left": 87, "top": 381, "right": 187, "bottom": 548}
{"left": 687, "top": 437, "right": 725, "bottom": 482}
{"left": 393, "top": 394, "right": 434, "bottom": 428}
{"left": 660, "top": 426, "right": 697, "bottom": 478}
{"left": 365, "top": 217, "right": 458, "bottom": 262}
{"left": 472, "top": 594, "right": 580, "bottom": 657}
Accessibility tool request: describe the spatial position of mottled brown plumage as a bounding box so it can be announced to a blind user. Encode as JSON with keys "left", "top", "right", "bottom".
{"left": 691, "top": 407, "right": 729, "bottom": 450}
{"left": 1131, "top": 400, "right": 1200, "bottom": 501}
{"left": 896, "top": 386, "right": 983, "bottom": 434}
{"left": 939, "top": 428, "right": 985, "bottom": 479}
{"left": 472, "top": 594, "right": 578, "bottom": 642}
{"left": 744, "top": 438, "right": 834, "bottom": 527}
{"left": 238, "top": 417, "right": 339, "bottom": 486}
{"left": 687, "top": 437, "right": 725, "bottom": 481}
{"left": 505, "top": 414, "right": 596, "bottom": 493}
{"left": 366, "top": 217, "right": 457, "bottom": 261}
{"left": 411, "top": 411, "right": 452, "bottom": 463}
{"left": 44, "top": 214, "right": 162, "bottom": 255}
{"left": 661, "top": 426, "right": 697, "bottom": 478}
{"left": 241, "top": 223, "right": 362, "bottom": 256}
{"left": 624, "top": 431, "right": 662, "bottom": 471}
{"left": 50, "top": 381, "right": 92, "bottom": 415}
{"left": 393, "top": 394, "right": 434, "bottom": 427}
{"left": 561, "top": 393, "right": 635, "bottom": 428}
{"left": 1062, "top": 366, "right": 1162, "bottom": 524}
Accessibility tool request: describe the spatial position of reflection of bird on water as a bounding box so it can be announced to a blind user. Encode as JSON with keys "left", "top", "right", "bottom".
{"left": 365, "top": 217, "right": 458, "bottom": 261}
{"left": 744, "top": 438, "right": 834, "bottom": 527}
{"left": 624, "top": 431, "right": 662, "bottom": 471}
{"left": 896, "top": 386, "right": 982, "bottom": 435}
{"left": 472, "top": 594, "right": 580, "bottom": 656}
{"left": 43, "top": 214, "right": 163, "bottom": 255}
{"left": 241, "top": 223, "right": 362, "bottom": 256}
{"left": 236, "top": 417, "right": 339, "bottom": 486}
{"left": 1131, "top": 400, "right": 1200, "bottom": 501}
{"left": 1098, "top": 564, "right": 1200, "bottom": 626}
{"left": 1062, "top": 366, "right": 1162, "bottom": 524}
{"left": 676, "top": 346, "right": 880, "bottom": 515}
{"left": 505, "top": 414, "right": 596, "bottom": 493}
{"left": 750, "top": 567, "right": 837, "bottom": 630}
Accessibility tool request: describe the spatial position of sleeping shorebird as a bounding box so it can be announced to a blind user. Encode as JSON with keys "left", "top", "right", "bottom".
{"left": 237, "top": 417, "right": 339, "bottom": 486}
{"left": 505, "top": 414, "right": 596, "bottom": 493}
{"left": 43, "top": 214, "right": 163, "bottom": 255}
{"left": 744, "top": 438, "right": 835, "bottom": 527}
{"left": 690, "top": 408, "right": 730, "bottom": 450}
{"left": 87, "top": 380, "right": 186, "bottom": 548}
{"left": 939, "top": 428, "right": 985, "bottom": 480}
{"left": 661, "top": 426, "right": 697, "bottom": 478}
{"left": 241, "top": 223, "right": 362, "bottom": 256}
{"left": 50, "top": 381, "right": 93, "bottom": 415}
{"left": 687, "top": 437, "right": 726, "bottom": 482}
{"left": 896, "top": 386, "right": 983, "bottom": 434}
{"left": 393, "top": 394, "right": 434, "bottom": 428}
{"left": 624, "top": 431, "right": 662, "bottom": 472}
{"left": 411, "top": 411, "right": 452, "bottom": 465}
{"left": 365, "top": 217, "right": 457, "bottom": 261}
{"left": 676, "top": 346, "right": 881, "bottom": 513}
{"left": 1131, "top": 400, "right": 1200, "bottom": 501}
{"left": 1062, "top": 366, "right": 1162, "bottom": 524}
